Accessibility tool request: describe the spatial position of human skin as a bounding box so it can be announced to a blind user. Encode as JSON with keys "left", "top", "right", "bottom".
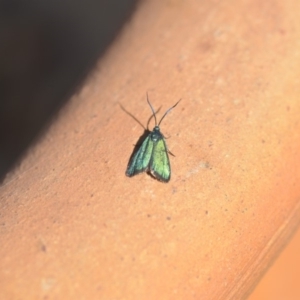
{"left": 1, "top": 0, "right": 300, "bottom": 299}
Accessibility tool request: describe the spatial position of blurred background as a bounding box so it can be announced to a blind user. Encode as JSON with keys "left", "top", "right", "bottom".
{"left": 0, "top": 0, "right": 137, "bottom": 181}
{"left": 1, "top": 1, "right": 299, "bottom": 299}
{"left": 248, "top": 227, "right": 300, "bottom": 300}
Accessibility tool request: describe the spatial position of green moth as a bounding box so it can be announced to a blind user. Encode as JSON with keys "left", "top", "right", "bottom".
{"left": 126, "top": 94, "right": 181, "bottom": 182}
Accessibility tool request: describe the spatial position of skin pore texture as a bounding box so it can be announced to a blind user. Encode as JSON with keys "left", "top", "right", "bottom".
{"left": 1, "top": 0, "right": 300, "bottom": 299}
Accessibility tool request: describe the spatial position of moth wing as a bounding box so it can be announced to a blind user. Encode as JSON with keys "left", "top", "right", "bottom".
{"left": 149, "top": 138, "right": 170, "bottom": 182}
{"left": 126, "top": 135, "right": 154, "bottom": 177}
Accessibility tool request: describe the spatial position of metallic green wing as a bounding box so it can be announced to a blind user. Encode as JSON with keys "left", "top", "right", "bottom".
{"left": 125, "top": 135, "right": 154, "bottom": 177}
{"left": 149, "top": 138, "right": 170, "bottom": 182}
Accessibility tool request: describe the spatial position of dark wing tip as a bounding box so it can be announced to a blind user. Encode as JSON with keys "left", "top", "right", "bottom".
{"left": 126, "top": 166, "right": 148, "bottom": 178}
{"left": 150, "top": 170, "right": 170, "bottom": 183}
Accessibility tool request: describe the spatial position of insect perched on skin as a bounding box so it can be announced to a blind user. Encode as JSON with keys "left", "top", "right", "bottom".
{"left": 125, "top": 94, "right": 181, "bottom": 182}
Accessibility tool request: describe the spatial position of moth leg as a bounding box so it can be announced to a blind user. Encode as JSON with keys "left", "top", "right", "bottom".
{"left": 162, "top": 137, "right": 175, "bottom": 156}
{"left": 168, "top": 149, "right": 175, "bottom": 157}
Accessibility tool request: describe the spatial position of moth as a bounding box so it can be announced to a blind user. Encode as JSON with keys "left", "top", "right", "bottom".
{"left": 126, "top": 94, "right": 181, "bottom": 182}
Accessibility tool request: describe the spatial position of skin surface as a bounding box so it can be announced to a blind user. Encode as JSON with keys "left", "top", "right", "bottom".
{"left": 1, "top": 0, "right": 300, "bottom": 299}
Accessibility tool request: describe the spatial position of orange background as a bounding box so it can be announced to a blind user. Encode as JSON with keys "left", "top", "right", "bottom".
{"left": 249, "top": 227, "right": 300, "bottom": 299}
{"left": 1, "top": 1, "right": 300, "bottom": 299}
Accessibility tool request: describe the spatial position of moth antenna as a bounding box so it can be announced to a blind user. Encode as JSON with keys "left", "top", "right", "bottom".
{"left": 158, "top": 99, "right": 182, "bottom": 126}
{"left": 147, "top": 92, "right": 157, "bottom": 126}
